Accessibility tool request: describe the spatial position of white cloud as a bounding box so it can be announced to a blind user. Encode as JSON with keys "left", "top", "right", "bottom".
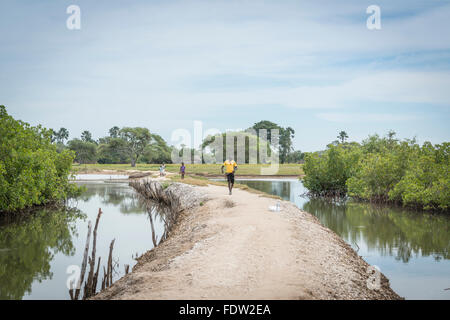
{"left": 2, "top": 0, "right": 450, "bottom": 150}
{"left": 316, "top": 112, "right": 420, "bottom": 123}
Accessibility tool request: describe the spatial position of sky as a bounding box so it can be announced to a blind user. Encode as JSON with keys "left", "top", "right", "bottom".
{"left": 1, "top": 0, "right": 449, "bottom": 151}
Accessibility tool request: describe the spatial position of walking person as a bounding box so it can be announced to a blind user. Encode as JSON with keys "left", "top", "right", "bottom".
{"left": 159, "top": 163, "right": 166, "bottom": 177}
{"left": 221, "top": 158, "right": 237, "bottom": 195}
{"left": 179, "top": 162, "right": 186, "bottom": 179}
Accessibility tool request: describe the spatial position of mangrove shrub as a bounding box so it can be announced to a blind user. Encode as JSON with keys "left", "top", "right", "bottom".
{"left": 0, "top": 106, "right": 79, "bottom": 213}
{"left": 303, "top": 133, "right": 449, "bottom": 211}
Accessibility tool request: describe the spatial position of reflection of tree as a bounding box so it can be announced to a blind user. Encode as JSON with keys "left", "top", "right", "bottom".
{"left": 76, "top": 183, "right": 145, "bottom": 214}
{"left": 241, "top": 181, "right": 291, "bottom": 200}
{"left": 303, "top": 200, "right": 449, "bottom": 263}
{"left": 0, "top": 208, "right": 84, "bottom": 299}
{"left": 240, "top": 180, "right": 449, "bottom": 264}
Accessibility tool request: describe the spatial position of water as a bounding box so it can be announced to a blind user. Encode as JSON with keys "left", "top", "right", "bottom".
{"left": 0, "top": 182, "right": 165, "bottom": 300}
{"left": 1, "top": 178, "right": 449, "bottom": 300}
{"left": 235, "top": 179, "right": 450, "bottom": 300}
{"left": 73, "top": 174, "right": 129, "bottom": 181}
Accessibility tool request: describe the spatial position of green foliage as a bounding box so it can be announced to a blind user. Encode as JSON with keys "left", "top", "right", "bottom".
{"left": 51, "top": 127, "right": 69, "bottom": 144}
{"left": 337, "top": 131, "right": 349, "bottom": 144}
{"left": 250, "top": 120, "right": 296, "bottom": 164}
{"left": 303, "top": 131, "right": 449, "bottom": 211}
{"left": 119, "top": 127, "right": 152, "bottom": 167}
{"left": 201, "top": 130, "right": 269, "bottom": 164}
{"left": 286, "top": 150, "right": 304, "bottom": 163}
{"left": 81, "top": 130, "right": 94, "bottom": 143}
{"left": 302, "top": 144, "right": 361, "bottom": 197}
{"left": 0, "top": 208, "right": 84, "bottom": 299}
{"left": 67, "top": 139, "right": 98, "bottom": 164}
{"left": 109, "top": 126, "right": 120, "bottom": 138}
{"left": 0, "top": 106, "right": 79, "bottom": 213}
{"left": 140, "top": 134, "right": 173, "bottom": 164}
{"left": 389, "top": 142, "right": 449, "bottom": 210}
{"left": 97, "top": 137, "right": 130, "bottom": 164}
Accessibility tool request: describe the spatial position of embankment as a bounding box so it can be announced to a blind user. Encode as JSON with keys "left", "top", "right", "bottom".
{"left": 93, "top": 179, "right": 401, "bottom": 300}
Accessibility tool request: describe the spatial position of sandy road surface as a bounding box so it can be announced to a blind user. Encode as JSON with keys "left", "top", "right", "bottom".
{"left": 93, "top": 184, "right": 400, "bottom": 300}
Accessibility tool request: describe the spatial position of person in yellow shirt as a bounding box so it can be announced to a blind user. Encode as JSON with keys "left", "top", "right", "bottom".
{"left": 221, "top": 159, "right": 238, "bottom": 195}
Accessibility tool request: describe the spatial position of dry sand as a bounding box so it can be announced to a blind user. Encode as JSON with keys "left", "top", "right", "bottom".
{"left": 93, "top": 183, "right": 401, "bottom": 300}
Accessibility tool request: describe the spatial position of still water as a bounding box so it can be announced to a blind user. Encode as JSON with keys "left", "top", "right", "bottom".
{"left": 1, "top": 179, "right": 449, "bottom": 300}
{"left": 236, "top": 179, "right": 450, "bottom": 300}
{"left": 0, "top": 182, "right": 164, "bottom": 300}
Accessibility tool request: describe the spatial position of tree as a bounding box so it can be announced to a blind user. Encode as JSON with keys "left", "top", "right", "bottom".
{"left": 81, "top": 130, "right": 94, "bottom": 143}
{"left": 201, "top": 131, "right": 268, "bottom": 164}
{"left": 53, "top": 127, "right": 69, "bottom": 144}
{"left": 140, "top": 134, "right": 173, "bottom": 164}
{"left": 303, "top": 144, "right": 361, "bottom": 197}
{"left": 67, "top": 139, "right": 97, "bottom": 164}
{"left": 279, "top": 127, "right": 295, "bottom": 163}
{"left": 0, "top": 106, "right": 79, "bottom": 213}
{"left": 109, "top": 126, "right": 120, "bottom": 138}
{"left": 97, "top": 138, "right": 130, "bottom": 164}
{"left": 250, "top": 120, "right": 295, "bottom": 164}
{"left": 303, "top": 130, "right": 449, "bottom": 210}
{"left": 337, "top": 131, "right": 349, "bottom": 144}
{"left": 286, "top": 150, "right": 304, "bottom": 163}
{"left": 119, "top": 127, "right": 151, "bottom": 167}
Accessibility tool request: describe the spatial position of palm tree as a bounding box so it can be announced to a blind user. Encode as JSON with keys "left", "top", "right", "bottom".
{"left": 337, "top": 131, "right": 349, "bottom": 144}
{"left": 81, "top": 130, "right": 93, "bottom": 143}
{"left": 57, "top": 128, "right": 69, "bottom": 144}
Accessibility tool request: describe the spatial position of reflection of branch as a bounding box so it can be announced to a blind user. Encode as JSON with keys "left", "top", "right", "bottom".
{"left": 105, "top": 239, "right": 115, "bottom": 288}
{"left": 72, "top": 221, "right": 91, "bottom": 300}
{"left": 148, "top": 208, "right": 158, "bottom": 247}
{"left": 85, "top": 208, "right": 102, "bottom": 299}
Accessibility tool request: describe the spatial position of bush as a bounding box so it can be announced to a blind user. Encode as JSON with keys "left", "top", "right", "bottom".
{"left": 302, "top": 144, "right": 360, "bottom": 197}
{"left": 390, "top": 142, "right": 449, "bottom": 210}
{"left": 0, "top": 105, "right": 80, "bottom": 213}
{"left": 303, "top": 132, "right": 449, "bottom": 211}
{"left": 67, "top": 138, "right": 97, "bottom": 164}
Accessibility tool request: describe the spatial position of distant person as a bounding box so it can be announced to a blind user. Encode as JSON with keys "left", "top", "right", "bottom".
{"left": 159, "top": 163, "right": 166, "bottom": 177}
{"left": 221, "top": 158, "right": 237, "bottom": 195}
{"left": 180, "top": 162, "right": 186, "bottom": 179}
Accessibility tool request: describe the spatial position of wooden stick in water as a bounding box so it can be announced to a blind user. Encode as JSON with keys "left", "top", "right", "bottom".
{"left": 74, "top": 220, "right": 92, "bottom": 300}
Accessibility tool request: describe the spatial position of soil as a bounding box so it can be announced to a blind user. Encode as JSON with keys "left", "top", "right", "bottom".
{"left": 92, "top": 183, "right": 402, "bottom": 300}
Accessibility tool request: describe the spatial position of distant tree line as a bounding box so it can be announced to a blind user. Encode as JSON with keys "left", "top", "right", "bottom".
{"left": 52, "top": 120, "right": 304, "bottom": 166}
{"left": 201, "top": 120, "right": 304, "bottom": 164}
{"left": 51, "top": 126, "right": 172, "bottom": 167}
{"left": 302, "top": 130, "right": 449, "bottom": 211}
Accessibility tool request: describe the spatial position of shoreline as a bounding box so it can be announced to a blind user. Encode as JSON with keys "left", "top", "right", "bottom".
{"left": 92, "top": 179, "right": 401, "bottom": 300}
{"left": 71, "top": 170, "right": 303, "bottom": 182}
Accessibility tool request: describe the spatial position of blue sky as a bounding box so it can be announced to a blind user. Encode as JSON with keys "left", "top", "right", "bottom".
{"left": 1, "top": 0, "right": 449, "bottom": 151}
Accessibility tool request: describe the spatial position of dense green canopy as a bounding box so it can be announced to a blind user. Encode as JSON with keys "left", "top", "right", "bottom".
{"left": 302, "top": 132, "right": 449, "bottom": 211}
{"left": 0, "top": 106, "right": 79, "bottom": 213}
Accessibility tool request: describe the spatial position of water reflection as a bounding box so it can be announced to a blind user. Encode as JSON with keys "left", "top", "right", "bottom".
{"left": 75, "top": 183, "right": 144, "bottom": 214}
{"left": 236, "top": 179, "right": 450, "bottom": 299}
{"left": 137, "top": 195, "right": 179, "bottom": 248}
{"left": 304, "top": 200, "right": 449, "bottom": 263}
{"left": 0, "top": 209, "right": 85, "bottom": 300}
{"left": 0, "top": 182, "right": 164, "bottom": 300}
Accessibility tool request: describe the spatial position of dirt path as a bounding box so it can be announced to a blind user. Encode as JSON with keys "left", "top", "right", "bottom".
{"left": 93, "top": 184, "right": 401, "bottom": 300}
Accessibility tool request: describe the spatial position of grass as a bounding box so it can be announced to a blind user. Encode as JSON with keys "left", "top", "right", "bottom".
{"left": 168, "top": 174, "right": 282, "bottom": 200}
{"left": 71, "top": 163, "right": 303, "bottom": 176}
